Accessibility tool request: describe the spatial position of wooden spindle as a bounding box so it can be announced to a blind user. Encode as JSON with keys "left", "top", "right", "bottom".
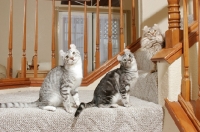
{"left": 34, "top": 0, "right": 38, "bottom": 78}
{"left": 51, "top": 0, "right": 56, "bottom": 68}
{"left": 120, "top": 0, "right": 124, "bottom": 51}
{"left": 83, "top": 0, "right": 88, "bottom": 77}
{"left": 132, "top": 0, "right": 136, "bottom": 42}
{"left": 165, "top": 0, "right": 182, "bottom": 48}
{"left": 193, "top": 0, "right": 198, "bottom": 21}
{"left": 181, "top": 0, "right": 190, "bottom": 101}
{"left": 108, "top": 0, "right": 112, "bottom": 59}
{"left": 195, "top": 0, "right": 200, "bottom": 121}
{"left": 7, "top": 0, "right": 13, "bottom": 78}
{"left": 21, "top": 0, "right": 27, "bottom": 78}
{"left": 68, "top": 0, "right": 71, "bottom": 48}
{"left": 95, "top": 0, "right": 100, "bottom": 69}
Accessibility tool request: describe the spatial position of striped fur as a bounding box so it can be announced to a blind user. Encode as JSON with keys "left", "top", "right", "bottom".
{"left": 75, "top": 49, "right": 138, "bottom": 117}
{"left": 0, "top": 44, "right": 83, "bottom": 113}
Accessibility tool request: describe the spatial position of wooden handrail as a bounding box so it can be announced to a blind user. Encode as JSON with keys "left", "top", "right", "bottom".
{"left": 21, "top": 0, "right": 27, "bottom": 78}
{"left": 7, "top": 0, "right": 13, "bottom": 79}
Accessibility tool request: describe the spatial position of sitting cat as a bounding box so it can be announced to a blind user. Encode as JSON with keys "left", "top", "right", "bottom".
{"left": 75, "top": 49, "right": 138, "bottom": 117}
{"left": 140, "top": 24, "right": 164, "bottom": 72}
{"left": 0, "top": 44, "right": 83, "bottom": 113}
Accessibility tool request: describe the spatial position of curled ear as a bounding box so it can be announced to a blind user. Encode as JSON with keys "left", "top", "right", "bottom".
{"left": 59, "top": 50, "right": 66, "bottom": 58}
{"left": 117, "top": 54, "right": 122, "bottom": 62}
{"left": 124, "top": 49, "right": 130, "bottom": 54}
{"left": 143, "top": 25, "right": 149, "bottom": 32}
{"left": 70, "top": 44, "right": 76, "bottom": 49}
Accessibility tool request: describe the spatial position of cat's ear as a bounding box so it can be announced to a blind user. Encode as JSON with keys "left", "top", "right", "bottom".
{"left": 70, "top": 44, "right": 76, "bottom": 49}
{"left": 59, "top": 50, "right": 66, "bottom": 58}
{"left": 124, "top": 49, "right": 130, "bottom": 54}
{"left": 143, "top": 25, "right": 149, "bottom": 32}
{"left": 117, "top": 54, "right": 122, "bottom": 62}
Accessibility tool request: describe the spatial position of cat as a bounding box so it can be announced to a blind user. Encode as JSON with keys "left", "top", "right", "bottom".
{"left": 0, "top": 44, "right": 83, "bottom": 113}
{"left": 74, "top": 49, "right": 138, "bottom": 117}
{"left": 140, "top": 24, "right": 164, "bottom": 72}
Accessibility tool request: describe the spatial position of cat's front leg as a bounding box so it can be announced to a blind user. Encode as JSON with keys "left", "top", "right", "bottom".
{"left": 71, "top": 89, "right": 80, "bottom": 108}
{"left": 120, "top": 85, "right": 131, "bottom": 107}
{"left": 61, "top": 86, "right": 73, "bottom": 113}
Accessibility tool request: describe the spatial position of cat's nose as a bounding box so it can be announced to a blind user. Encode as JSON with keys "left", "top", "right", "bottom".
{"left": 70, "top": 57, "right": 74, "bottom": 60}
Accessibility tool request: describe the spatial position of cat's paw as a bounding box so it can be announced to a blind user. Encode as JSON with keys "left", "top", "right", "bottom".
{"left": 42, "top": 106, "right": 57, "bottom": 112}
{"left": 124, "top": 103, "right": 132, "bottom": 107}
{"left": 65, "top": 108, "right": 74, "bottom": 114}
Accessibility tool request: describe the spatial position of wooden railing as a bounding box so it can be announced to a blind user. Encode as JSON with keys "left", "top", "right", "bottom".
{"left": 0, "top": 0, "right": 137, "bottom": 88}
{"left": 153, "top": 0, "right": 200, "bottom": 131}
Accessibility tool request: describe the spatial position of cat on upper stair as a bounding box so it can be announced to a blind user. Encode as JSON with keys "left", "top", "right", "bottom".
{"left": 138, "top": 24, "right": 165, "bottom": 72}
{"left": 75, "top": 49, "right": 138, "bottom": 117}
{"left": 0, "top": 44, "right": 83, "bottom": 113}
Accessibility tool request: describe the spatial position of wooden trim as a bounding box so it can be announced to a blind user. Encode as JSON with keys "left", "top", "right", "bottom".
{"left": 165, "top": 99, "right": 197, "bottom": 132}
{"left": 81, "top": 38, "right": 141, "bottom": 86}
{"left": 51, "top": 0, "right": 56, "bottom": 68}
{"left": 178, "top": 95, "right": 200, "bottom": 131}
{"left": 0, "top": 78, "right": 30, "bottom": 89}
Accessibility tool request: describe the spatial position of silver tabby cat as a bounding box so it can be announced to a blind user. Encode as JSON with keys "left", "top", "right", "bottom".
{"left": 140, "top": 24, "right": 164, "bottom": 72}
{"left": 75, "top": 49, "right": 138, "bottom": 117}
{"left": 0, "top": 44, "right": 83, "bottom": 113}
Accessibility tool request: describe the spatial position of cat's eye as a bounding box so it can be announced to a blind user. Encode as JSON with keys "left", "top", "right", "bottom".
{"left": 72, "top": 52, "right": 75, "bottom": 54}
{"left": 66, "top": 55, "right": 69, "bottom": 58}
{"left": 123, "top": 59, "right": 126, "bottom": 61}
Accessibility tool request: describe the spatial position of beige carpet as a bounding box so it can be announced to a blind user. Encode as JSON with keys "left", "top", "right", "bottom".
{"left": 0, "top": 90, "right": 163, "bottom": 132}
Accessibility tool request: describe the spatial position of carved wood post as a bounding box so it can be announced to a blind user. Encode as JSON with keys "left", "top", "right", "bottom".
{"left": 68, "top": 0, "right": 71, "bottom": 48}
{"left": 195, "top": 0, "right": 200, "bottom": 121}
{"left": 193, "top": 0, "right": 198, "bottom": 21}
{"left": 181, "top": 0, "right": 190, "bottom": 101}
{"left": 34, "top": 0, "right": 38, "bottom": 78}
{"left": 108, "top": 0, "right": 112, "bottom": 59}
{"left": 7, "top": 0, "right": 13, "bottom": 78}
{"left": 95, "top": 0, "right": 100, "bottom": 69}
{"left": 21, "top": 0, "right": 27, "bottom": 78}
{"left": 83, "top": 0, "right": 88, "bottom": 77}
{"left": 120, "top": 0, "right": 124, "bottom": 51}
{"left": 51, "top": 0, "right": 56, "bottom": 69}
{"left": 132, "top": 0, "right": 136, "bottom": 42}
{"left": 165, "top": 0, "right": 182, "bottom": 48}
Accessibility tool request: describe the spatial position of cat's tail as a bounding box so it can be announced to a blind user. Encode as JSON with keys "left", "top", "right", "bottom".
{"left": 0, "top": 100, "right": 39, "bottom": 108}
{"left": 74, "top": 100, "right": 95, "bottom": 117}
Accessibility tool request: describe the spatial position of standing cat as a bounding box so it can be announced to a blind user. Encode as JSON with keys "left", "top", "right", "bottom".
{"left": 0, "top": 44, "right": 83, "bottom": 113}
{"left": 75, "top": 49, "right": 138, "bottom": 117}
{"left": 140, "top": 24, "right": 164, "bottom": 72}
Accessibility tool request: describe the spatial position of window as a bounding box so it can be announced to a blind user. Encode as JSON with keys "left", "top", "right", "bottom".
{"left": 58, "top": 11, "right": 127, "bottom": 73}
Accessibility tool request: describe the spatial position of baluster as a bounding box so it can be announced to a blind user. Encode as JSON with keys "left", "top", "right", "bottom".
{"left": 132, "top": 0, "right": 136, "bottom": 42}
{"left": 165, "top": 0, "right": 182, "bottom": 48}
{"left": 83, "top": 0, "right": 88, "bottom": 77}
{"left": 7, "top": 0, "right": 13, "bottom": 78}
{"left": 34, "top": 0, "right": 38, "bottom": 78}
{"left": 120, "top": 0, "right": 124, "bottom": 51}
{"left": 21, "top": 0, "right": 27, "bottom": 78}
{"left": 68, "top": 0, "right": 71, "bottom": 48}
{"left": 181, "top": 0, "right": 190, "bottom": 101}
{"left": 51, "top": 0, "right": 56, "bottom": 68}
{"left": 193, "top": 0, "right": 198, "bottom": 21}
{"left": 195, "top": 0, "right": 200, "bottom": 121}
{"left": 108, "top": 0, "right": 112, "bottom": 59}
{"left": 95, "top": 0, "right": 100, "bottom": 69}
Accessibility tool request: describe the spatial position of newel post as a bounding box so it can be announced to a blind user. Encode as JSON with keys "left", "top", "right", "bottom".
{"left": 165, "top": 0, "right": 182, "bottom": 48}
